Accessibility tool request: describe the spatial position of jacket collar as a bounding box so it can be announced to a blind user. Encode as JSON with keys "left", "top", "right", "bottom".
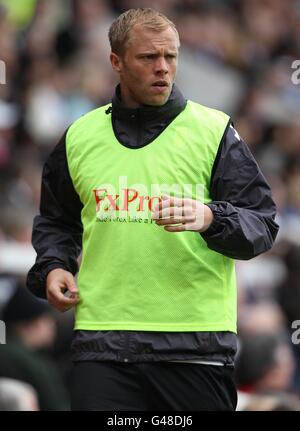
{"left": 111, "top": 83, "right": 187, "bottom": 122}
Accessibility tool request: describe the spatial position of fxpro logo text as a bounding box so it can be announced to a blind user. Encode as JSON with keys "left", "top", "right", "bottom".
{"left": 93, "top": 176, "right": 204, "bottom": 222}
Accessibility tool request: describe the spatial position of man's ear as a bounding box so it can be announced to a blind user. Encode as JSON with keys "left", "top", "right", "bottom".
{"left": 110, "top": 52, "right": 123, "bottom": 73}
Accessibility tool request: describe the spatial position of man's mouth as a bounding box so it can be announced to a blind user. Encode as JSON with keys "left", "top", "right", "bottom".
{"left": 152, "top": 81, "right": 169, "bottom": 87}
{"left": 151, "top": 81, "right": 169, "bottom": 94}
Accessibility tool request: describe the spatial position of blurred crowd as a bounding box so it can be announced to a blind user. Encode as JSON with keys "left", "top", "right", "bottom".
{"left": 0, "top": 0, "right": 300, "bottom": 411}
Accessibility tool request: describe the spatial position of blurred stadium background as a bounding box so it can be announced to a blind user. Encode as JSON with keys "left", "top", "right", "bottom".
{"left": 0, "top": 0, "right": 300, "bottom": 411}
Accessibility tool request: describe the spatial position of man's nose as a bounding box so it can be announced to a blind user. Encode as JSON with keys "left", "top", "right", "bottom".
{"left": 154, "top": 57, "right": 168, "bottom": 74}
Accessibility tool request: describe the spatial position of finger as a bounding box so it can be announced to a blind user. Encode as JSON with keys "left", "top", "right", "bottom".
{"left": 48, "top": 289, "right": 79, "bottom": 306}
{"left": 164, "top": 224, "right": 187, "bottom": 232}
{"left": 156, "top": 217, "right": 185, "bottom": 225}
{"left": 154, "top": 206, "right": 195, "bottom": 220}
{"left": 153, "top": 194, "right": 185, "bottom": 212}
{"left": 155, "top": 214, "right": 196, "bottom": 225}
{"left": 62, "top": 277, "right": 79, "bottom": 300}
{"left": 59, "top": 298, "right": 79, "bottom": 312}
{"left": 153, "top": 206, "right": 183, "bottom": 219}
{"left": 48, "top": 294, "right": 79, "bottom": 312}
{"left": 60, "top": 287, "right": 79, "bottom": 299}
{"left": 153, "top": 200, "right": 188, "bottom": 220}
{"left": 64, "top": 274, "right": 79, "bottom": 295}
{"left": 47, "top": 279, "right": 79, "bottom": 299}
{"left": 182, "top": 221, "right": 200, "bottom": 231}
{"left": 47, "top": 286, "right": 79, "bottom": 308}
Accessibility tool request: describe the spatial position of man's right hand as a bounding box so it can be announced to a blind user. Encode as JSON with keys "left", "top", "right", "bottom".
{"left": 46, "top": 268, "right": 80, "bottom": 312}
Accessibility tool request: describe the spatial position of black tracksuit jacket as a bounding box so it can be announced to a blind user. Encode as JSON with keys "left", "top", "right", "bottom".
{"left": 26, "top": 84, "right": 279, "bottom": 365}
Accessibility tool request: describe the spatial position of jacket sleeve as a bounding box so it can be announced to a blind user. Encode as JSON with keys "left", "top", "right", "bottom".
{"left": 26, "top": 130, "right": 83, "bottom": 298}
{"left": 201, "top": 122, "right": 279, "bottom": 260}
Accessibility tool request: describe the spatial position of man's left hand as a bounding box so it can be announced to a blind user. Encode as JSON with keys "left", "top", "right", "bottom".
{"left": 151, "top": 194, "right": 214, "bottom": 233}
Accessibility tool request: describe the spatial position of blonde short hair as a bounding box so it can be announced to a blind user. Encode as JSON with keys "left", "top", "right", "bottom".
{"left": 108, "top": 8, "right": 180, "bottom": 55}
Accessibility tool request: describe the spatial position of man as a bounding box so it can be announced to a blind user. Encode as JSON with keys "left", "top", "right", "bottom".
{"left": 27, "top": 8, "right": 279, "bottom": 411}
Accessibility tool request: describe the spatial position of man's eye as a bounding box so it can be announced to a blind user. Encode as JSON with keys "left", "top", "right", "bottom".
{"left": 140, "top": 55, "right": 153, "bottom": 60}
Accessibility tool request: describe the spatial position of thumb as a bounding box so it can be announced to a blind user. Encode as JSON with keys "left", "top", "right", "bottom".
{"left": 65, "top": 274, "right": 78, "bottom": 294}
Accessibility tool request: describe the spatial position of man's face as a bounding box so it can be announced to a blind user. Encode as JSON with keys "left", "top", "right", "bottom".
{"left": 110, "top": 24, "right": 179, "bottom": 107}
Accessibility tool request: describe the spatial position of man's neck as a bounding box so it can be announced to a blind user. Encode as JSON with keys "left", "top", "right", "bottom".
{"left": 118, "top": 88, "right": 140, "bottom": 109}
{"left": 109, "top": 83, "right": 187, "bottom": 148}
